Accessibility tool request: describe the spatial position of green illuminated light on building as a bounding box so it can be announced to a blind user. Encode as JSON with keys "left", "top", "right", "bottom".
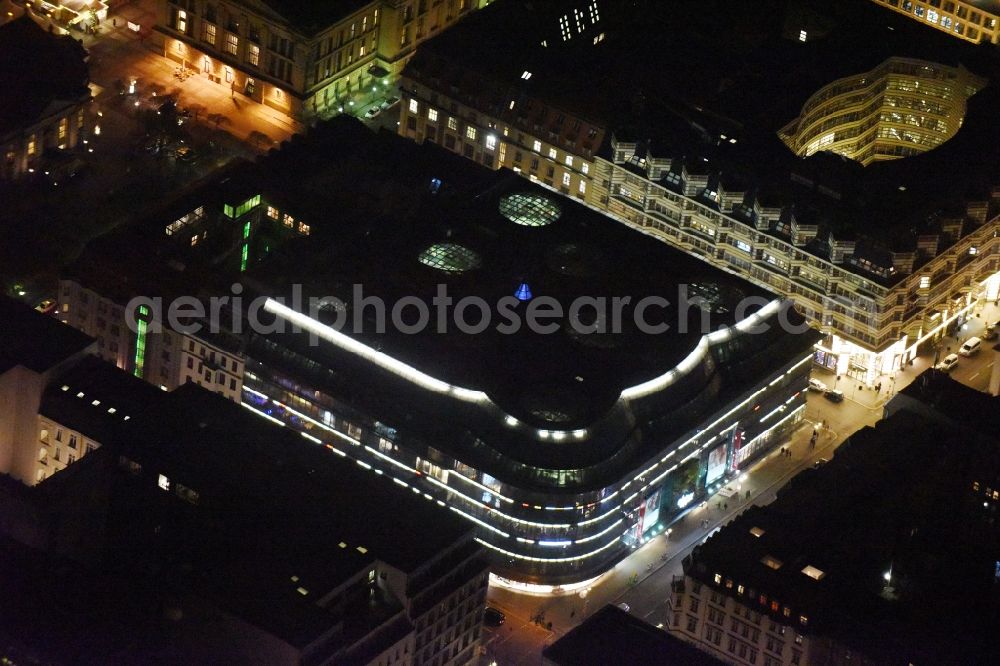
{"left": 235, "top": 194, "right": 262, "bottom": 218}
{"left": 224, "top": 204, "right": 235, "bottom": 218}
{"left": 133, "top": 305, "right": 149, "bottom": 379}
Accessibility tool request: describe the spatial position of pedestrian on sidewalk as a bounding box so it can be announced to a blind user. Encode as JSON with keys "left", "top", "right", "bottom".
{"left": 746, "top": 489, "right": 751, "bottom": 500}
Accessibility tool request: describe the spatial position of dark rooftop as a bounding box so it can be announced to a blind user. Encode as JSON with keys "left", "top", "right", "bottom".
{"left": 684, "top": 406, "right": 1000, "bottom": 663}
{"left": 0, "top": 15, "right": 89, "bottom": 137}
{"left": 407, "top": 0, "right": 1000, "bottom": 279}
{"left": 38, "top": 355, "right": 163, "bottom": 444}
{"left": 890, "top": 367, "right": 1000, "bottom": 432}
{"left": 0, "top": 296, "right": 94, "bottom": 374}
{"left": 107, "top": 383, "right": 473, "bottom": 647}
{"left": 260, "top": 0, "right": 377, "bottom": 37}
{"left": 543, "top": 604, "right": 725, "bottom": 666}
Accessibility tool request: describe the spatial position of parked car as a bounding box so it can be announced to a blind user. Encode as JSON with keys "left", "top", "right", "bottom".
{"left": 617, "top": 602, "right": 631, "bottom": 613}
{"left": 823, "top": 389, "right": 844, "bottom": 403}
{"left": 813, "top": 458, "right": 829, "bottom": 469}
{"left": 808, "top": 378, "right": 828, "bottom": 392}
{"left": 936, "top": 353, "right": 960, "bottom": 372}
{"left": 34, "top": 298, "right": 56, "bottom": 314}
{"left": 959, "top": 336, "right": 982, "bottom": 357}
{"left": 174, "top": 145, "right": 199, "bottom": 165}
{"left": 984, "top": 326, "right": 998, "bottom": 341}
{"left": 364, "top": 105, "right": 382, "bottom": 119}
{"left": 483, "top": 607, "right": 505, "bottom": 626}
{"left": 381, "top": 95, "right": 400, "bottom": 110}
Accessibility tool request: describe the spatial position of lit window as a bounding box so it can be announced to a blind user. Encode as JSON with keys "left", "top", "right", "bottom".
{"left": 283, "top": 213, "right": 294, "bottom": 228}
{"left": 564, "top": 155, "right": 573, "bottom": 167}
{"left": 225, "top": 66, "right": 233, "bottom": 83}
{"left": 267, "top": 206, "right": 279, "bottom": 219}
{"left": 562, "top": 172, "right": 571, "bottom": 187}
{"left": 224, "top": 32, "right": 238, "bottom": 55}
{"left": 486, "top": 134, "right": 497, "bottom": 150}
{"left": 578, "top": 180, "right": 586, "bottom": 194}
{"left": 581, "top": 163, "right": 589, "bottom": 175}
{"left": 521, "top": 70, "right": 532, "bottom": 80}
{"left": 176, "top": 9, "right": 187, "bottom": 32}
{"left": 58, "top": 118, "right": 68, "bottom": 140}
{"left": 27, "top": 134, "right": 36, "bottom": 156}
{"left": 969, "top": 246, "right": 978, "bottom": 255}
{"left": 920, "top": 275, "right": 931, "bottom": 289}
{"left": 448, "top": 116, "right": 458, "bottom": 131}
{"left": 533, "top": 140, "right": 542, "bottom": 152}
{"left": 799, "top": 29, "right": 807, "bottom": 42}
{"left": 428, "top": 108, "right": 438, "bottom": 122}
{"left": 548, "top": 148, "right": 557, "bottom": 159}
{"left": 158, "top": 474, "right": 170, "bottom": 490}
{"left": 466, "top": 126, "right": 477, "bottom": 140}
{"left": 409, "top": 98, "right": 419, "bottom": 114}
{"left": 274, "top": 87, "right": 283, "bottom": 99}
{"left": 248, "top": 44, "right": 260, "bottom": 66}
{"left": 298, "top": 222, "right": 310, "bottom": 235}
{"left": 714, "top": 573, "right": 722, "bottom": 584}
{"left": 203, "top": 22, "right": 216, "bottom": 45}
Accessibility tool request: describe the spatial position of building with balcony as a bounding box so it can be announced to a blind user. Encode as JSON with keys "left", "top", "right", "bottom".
{"left": 868, "top": 0, "right": 1000, "bottom": 44}
{"left": 154, "top": 0, "right": 487, "bottom": 119}
{"left": 398, "top": 0, "right": 1000, "bottom": 386}
{"left": 666, "top": 374, "right": 1000, "bottom": 664}
{"left": 0, "top": 14, "right": 92, "bottom": 179}
{"left": 62, "top": 118, "right": 819, "bottom": 583}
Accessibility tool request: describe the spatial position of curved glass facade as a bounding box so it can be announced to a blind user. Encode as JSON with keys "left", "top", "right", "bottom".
{"left": 779, "top": 57, "right": 986, "bottom": 166}
{"left": 241, "top": 300, "right": 817, "bottom": 584}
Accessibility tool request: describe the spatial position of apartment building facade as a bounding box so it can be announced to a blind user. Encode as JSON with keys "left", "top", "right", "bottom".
{"left": 869, "top": 0, "right": 1000, "bottom": 43}
{"left": 155, "top": 0, "right": 485, "bottom": 119}
{"left": 58, "top": 278, "right": 245, "bottom": 402}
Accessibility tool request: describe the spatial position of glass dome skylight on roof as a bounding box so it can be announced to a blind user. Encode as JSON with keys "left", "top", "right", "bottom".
{"left": 418, "top": 243, "right": 482, "bottom": 273}
{"left": 499, "top": 192, "right": 562, "bottom": 227}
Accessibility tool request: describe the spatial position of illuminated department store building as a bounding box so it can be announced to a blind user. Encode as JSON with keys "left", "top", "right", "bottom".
{"left": 60, "top": 120, "right": 813, "bottom": 584}
{"left": 399, "top": 0, "right": 1000, "bottom": 385}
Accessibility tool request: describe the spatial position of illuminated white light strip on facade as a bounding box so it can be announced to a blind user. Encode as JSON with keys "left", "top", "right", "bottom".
{"left": 621, "top": 299, "right": 782, "bottom": 400}
{"left": 451, "top": 507, "right": 510, "bottom": 538}
{"left": 574, "top": 519, "right": 624, "bottom": 544}
{"left": 476, "top": 534, "right": 621, "bottom": 563}
{"left": 240, "top": 402, "right": 286, "bottom": 426}
{"left": 449, "top": 469, "right": 516, "bottom": 504}
{"left": 538, "top": 540, "right": 573, "bottom": 547}
{"left": 263, "top": 297, "right": 785, "bottom": 438}
{"left": 301, "top": 432, "right": 322, "bottom": 444}
{"left": 264, "top": 299, "right": 492, "bottom": 403}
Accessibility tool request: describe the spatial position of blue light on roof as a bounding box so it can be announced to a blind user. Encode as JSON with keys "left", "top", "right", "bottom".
{"left": 515, "top": 282, "right": 533, "bottom": 301}
{"left": 429, "top": 178, "right": 442, "bottom": 194}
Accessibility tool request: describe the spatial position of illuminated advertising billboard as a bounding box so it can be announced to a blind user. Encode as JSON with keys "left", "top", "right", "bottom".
{"left": 639, "top": 489, "right": 661, "bottom": 535}
{"left": 706, "top": 443, "right": 728, "bottom": 485}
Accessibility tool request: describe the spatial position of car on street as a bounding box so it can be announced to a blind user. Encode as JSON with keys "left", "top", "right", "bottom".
{"left": 34, "top": 298, "right": 56, "bottom": 314}
{"left": 936, "top": 353, "right": 960, "bottom": 372}
{"left": 617, "top": 602, "right": 631, "bottom": 613}
{"left": 983, "top": 325, "right": 998, "bottom": 341}
{"left": 381, "top": 95, "right": 400, "bottom": 110}
{"left": 364, "top": 105, "right": 382, "bottom": 119}
{"left": 959, "top": 336, "right": 982, "bottom": 356}
{"left": 483, "top": 607, "right": 505, "bottom": 626}
{"left": 808, "top": 378, "right": 828, "bottom": 392}
{"left": 813, "top": 458, "right": 829, "bottom": 469}
{"left": 823, "top": 389, "right": 844, "bottom": 403}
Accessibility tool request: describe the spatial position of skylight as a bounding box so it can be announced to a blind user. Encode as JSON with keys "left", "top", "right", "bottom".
{"left": 418, "top": 243, "right": 482, "bottom": 273}
{"left": 499, "top": 192, "right": 562, "bottom": 227}
{"left": 801, "top": 565, "right": 826, "bottom": 581}
{"left": 750, "top": 526, "right": 765, "bottom": 538}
